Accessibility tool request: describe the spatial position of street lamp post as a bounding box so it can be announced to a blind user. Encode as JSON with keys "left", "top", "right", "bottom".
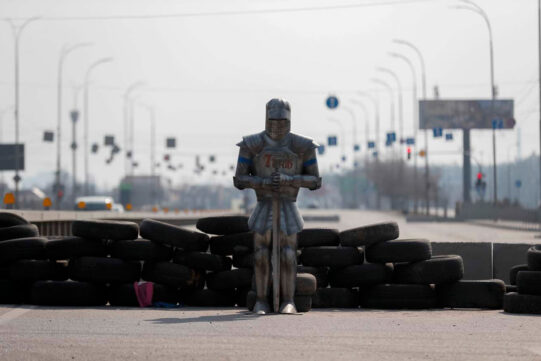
{"left": 123, "top": 82, "right": 145, "bottom": 178}
{"left": 4, "top": 17, "right": 39, "bottom": 208}
{"left": 328, "top": 118, "right": 347, "bottom": 164}
{"left": 453, "top": 0, "right": 497, "bottom": 204}
{"left": 0, "top": 106, "right": 13, "bottom": 192}
{"left": 342, "top": 106, "right": 358, "bottom": 160}
{"left": 371, "top": 78, "right": 396, "bottom": 151}
{"left": 55, "top": 42, "right": 92, "bottom": 209}
{"left": 377, "top": 67, "right": 404, "bottom": 151}
{"left": 83, "top": 57, "right": 113, "bottom": 196}
{"left": 393, "top": 39, "right": 430, "bottom": 215}
{"left": 350, "top": 99, "right": 370, "bottom": 156}
{"left": 390, "top": 51, "right": 419, "bottom": 213}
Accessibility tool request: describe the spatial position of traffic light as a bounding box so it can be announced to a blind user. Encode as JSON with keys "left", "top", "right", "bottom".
{"left": 477, "top": 172, "right": 482, "bottom": 181}
{"left": 407, "top": 147, "right": 412, "bottom": 160}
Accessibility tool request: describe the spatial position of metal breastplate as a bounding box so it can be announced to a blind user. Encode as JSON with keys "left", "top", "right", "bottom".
{"left": 253, "top": 141, "right": 301, "bottom": 202}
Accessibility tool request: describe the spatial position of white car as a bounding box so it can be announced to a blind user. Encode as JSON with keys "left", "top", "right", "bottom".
{"left": 74, "top": 196, "right": 122, "bottom": 212}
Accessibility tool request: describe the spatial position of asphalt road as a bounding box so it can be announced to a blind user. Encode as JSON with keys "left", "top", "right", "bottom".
{"left": 1, "top": 306, "right": 541, "bottom": 361}
{"left": 302, "top": 209, "right": 537, "bottom": 244}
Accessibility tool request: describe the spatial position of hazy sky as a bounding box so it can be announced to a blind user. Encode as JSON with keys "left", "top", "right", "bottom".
{"left": 0, "top": 0, "right": 538, "bottom": 190}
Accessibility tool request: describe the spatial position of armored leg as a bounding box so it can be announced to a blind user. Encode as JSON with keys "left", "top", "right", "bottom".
{"left": 279, "top": 232, "right": 298, "bottom": 314}
{"left": 253, "top": 230, "right": 271, "bottom": 314}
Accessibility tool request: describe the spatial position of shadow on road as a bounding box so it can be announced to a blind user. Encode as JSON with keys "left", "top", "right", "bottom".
{"left": 145, "top": 311, "right": 268, "bottom": 324}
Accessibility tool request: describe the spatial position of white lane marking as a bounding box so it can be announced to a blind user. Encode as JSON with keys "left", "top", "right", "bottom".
{"left": 0, "top": 306, "right": 34, "bottom": 326}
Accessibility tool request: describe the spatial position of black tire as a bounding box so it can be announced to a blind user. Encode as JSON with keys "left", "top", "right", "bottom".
{"left": 140, "top": 219, "right": 209, "bottom": 251}
{"left": 527, "top": 245, "right": 541, "bottom": 271}
{"left": 0, "top": 224, "right": 39, "bottom": 242}
{"left": 298, "top": 228, "right": 340, "bottom": 248}
{"left": 506, "top": 284, "right": 518, "bottom": 293}
{"left": 510, "top": 264, "right": 529, "bottom": 285}
{"left": 232, "top": 247, "right": 253, "bottom": 269}
{"left": 393, "top": 255, "right": 464, "bottom": 285}
{"left": 173, "top": 250, "right": 232, "bottom": 272}
{"left": 360, "top": 284, "right": 437, "bottom": 309}
{"left": 339, "top": 222, "right": 399, "bottom": 247}
{"left": 68, "top": 256, "right": 141, "bottom": 283}
{"left": 196, "top": 216, "right": 249, "bottom": 235}
{"left": 517, "top": 271, "right": 541, "bottom": 295}
{"left": 108, "top": 283, "right": 179, "bottom": 307}
{"left": 183, "top": 289, "right": 236, "bottom": 307}
{"left": 329, "top": 263, "right": 394, "bottom": 288}
{"left": 436, "top": 280, "right": 505, "bottom": 309}
{"left": 235, "top": 287, "right": 251, "bottom": 307}
{"left": 0, "top": 265, "right": 9, "bottom": 279}
{"left": 311, "top": 288, "right": 359, "bottom": 308}
{"left": 109, "top": 239, "right": 172, "bottom": 262}
{"left": 0, "top": 279, "right": 32, "bottom": 304}
{"left": 72, "top": 220, "right": 139, "bottom": 241}
{"left": 0, "top": 212, "right": 29, "bottom": 227}
{"left": 206, "top": 268, "right": 253, "bottom": 291}
{"left": 297, "top": 266, "right": 329, "bottom": 288}
{"left": 9, "top": 260, "right": 68, "bottom": 282}
{"left": 366, "top": 239, "right": 432, "bottom": 263}
{"left": 31, "top": 281, "right": 107, "bottom": 306}
{"left": 45, "top": 236, "right": 108, "bottom": 260}
{"left": 295, "top": 295, "right": 312, "bottom": 312}
{"left": 504, "top": 292, "right": 541, "bottom": 314}
{"left": 300, "top": 246, "right": 364, "bottom": 268}
{"left": 0, "top": 237, "right": 47, "bottom": 265}
{"left": 209, "top": 232, "right": 254, "bottom": 256}
{"left": 295, "top": 273, "right": 317, "bottom": 296}
{"left": 245, "top": 290, "right": 313, "bottom": 312}
{"left": 142, "top": 262, "right": 202, "bottom": 288}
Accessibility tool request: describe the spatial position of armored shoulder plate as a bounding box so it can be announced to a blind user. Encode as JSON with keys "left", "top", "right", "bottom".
{"left": 289, "top": 133, "right": 319, "bottom": 153}
{"left": 236, "top": 131, "right": 266, "bottom": 154}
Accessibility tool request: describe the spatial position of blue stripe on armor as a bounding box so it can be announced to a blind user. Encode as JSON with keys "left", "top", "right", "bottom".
{"left": 303, "top": 158, "right": 317, "bottom": 167}
{"left": 238, "top": 156, "right": 253, "bottom": 164}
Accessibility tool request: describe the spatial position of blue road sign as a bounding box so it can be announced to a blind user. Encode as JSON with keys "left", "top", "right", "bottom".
{"left": 341, "top": 155, "right": 347, "bottom": 162}
{"left": 328, "top": 136, "right": 337, "bottom": 146}
{"left": 353, "top": 144, "right": 360, "bottom": 152}
{"left": 445, "top": 133, "right": 453, "bottom": 141}
{"left": 515, "top": 180, "right": 522, "bottom": 188}
{"left": 386, "top": 132, "right": 396, "bottom": 143}
{"left": 433, "top": 128, "right": 443, "bottom": 137}
{"left": 492, "top": 118, "right": 504, "bottom": 129}
{"left": 317, "top": 145, "right": 325, "bottom": 155}
{"left": 368, "top": 141, "right": 375, "bottom": 149}
{"left": 406, "top": 138, "right": 415, "bottom": 145}
{"left": 372, "top": 151, "right": 378, "bottom": 158}
{"left": 385, "top": 140, "right": 392, "bottom": 147}
{"left": 326, "top": 95, "right": 339, "bottom": 109}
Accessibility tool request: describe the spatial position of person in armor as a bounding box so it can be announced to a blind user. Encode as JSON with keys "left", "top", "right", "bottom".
{"left": 233, "top": 98, "right": 321, "bottom": 314}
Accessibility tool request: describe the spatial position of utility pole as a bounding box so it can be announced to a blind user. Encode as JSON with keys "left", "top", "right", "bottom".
{"left": 538, "top": 0, "right": 541, "bottom": 209}
{"left": 83, "top": 57, "right": 112, "bottom": 195}
{"left": 5, "top": 17, "right": 39, "bottom": 208}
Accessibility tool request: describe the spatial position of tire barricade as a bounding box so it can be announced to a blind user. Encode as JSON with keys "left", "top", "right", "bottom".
{"left": 0, "top": 212, "right": 532, "bottom": 313}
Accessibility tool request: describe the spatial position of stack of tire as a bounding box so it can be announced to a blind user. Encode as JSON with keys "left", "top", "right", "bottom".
{"left": 37, "top": 219, "right": 180, "bottom": 306}
{"left": 0, "top": 212, "right": 43, "bottom": 304}
{"left": 339, "top": 222, "right": 505, "bottom": 309}
{"left": 299, "top": 228, "right": 362, "bottom": 308}
{"left": 504, "top": 245, "right": 541, "bottom": 314}
{"left": 181, "top": 216, "right": 253, "bottom": 307}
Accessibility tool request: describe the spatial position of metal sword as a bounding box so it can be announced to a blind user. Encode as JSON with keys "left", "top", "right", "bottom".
{"left": 272, "top": 168, "right": 281, "bottom": 313}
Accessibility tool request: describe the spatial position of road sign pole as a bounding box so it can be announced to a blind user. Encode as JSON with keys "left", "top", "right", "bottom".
{"left": 463, "top": 129, "right": 471, "bottom": 203}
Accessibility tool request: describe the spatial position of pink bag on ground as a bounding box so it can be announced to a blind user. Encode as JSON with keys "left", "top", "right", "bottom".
{"left": 134, "top": 282, "right": 154, "bottom": 307}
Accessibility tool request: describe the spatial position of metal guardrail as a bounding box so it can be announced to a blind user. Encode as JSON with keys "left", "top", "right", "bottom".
{"left": 2, "top": 210, "right": 240, "bottom": 237}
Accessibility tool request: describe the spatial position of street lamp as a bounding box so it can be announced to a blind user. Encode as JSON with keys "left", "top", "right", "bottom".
{"left": 377, "top": 67, "right": 404, "bottom": 148}
{"left": 349, "top": 99, "right": 370, "bottom": 155}
{"left": 371, "top": 78, "right": 396, "bottom": 148}
{"left": 451, "top": 0, "right": 498, "bottom": 204}
{"left": 55, "top": 42, "right": 92, "bottom": 209}
{"left": 358, "top": 91, "right": 380, "bottom": 156}
{"left": 4, "top": 17, "right": 39, "bottom": 208}
{"left": 328, "top": 118, "right": 347, "bottom": 165}
{"left": 123, "top": 82, "right": 145, "bottom": 177}
{"left": 390, "top": 51, "right": 419, "bottom": 212}
{"left": 0, "top": 106, "right": 13, "bottom": 190}
{"left": 393, "top": 38, "right": 430, "bottom": 215}
{"left": 83, "top": 57, "right": 113, "bottom": 196}
{"left": 341, "top": 106, "right": 358, "bottom": 156}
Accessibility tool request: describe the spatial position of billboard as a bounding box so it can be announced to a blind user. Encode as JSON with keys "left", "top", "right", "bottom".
{"left": 0, "top": 144, "right": 25, "bottom": 171}
{"left": 419, "top": 99, "right": 515, "bottom": 129}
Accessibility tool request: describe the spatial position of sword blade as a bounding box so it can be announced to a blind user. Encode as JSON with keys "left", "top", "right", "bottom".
{"left": 272, "top": 195, "right": 280, "bottom": 313}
